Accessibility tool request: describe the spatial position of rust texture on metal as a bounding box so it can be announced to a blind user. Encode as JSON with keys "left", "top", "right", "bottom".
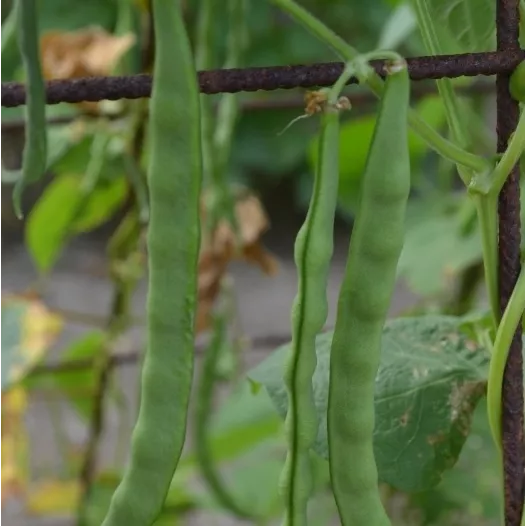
{"left": 1, "top": 50, "right": 523, "bottom": 107}
{"left": 496, "top": 1, "right": 524, "bottom": 524}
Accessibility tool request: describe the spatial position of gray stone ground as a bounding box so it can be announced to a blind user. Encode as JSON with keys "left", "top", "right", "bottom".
{"left": 2, "top": 213, "right": 417, "bottom": 526}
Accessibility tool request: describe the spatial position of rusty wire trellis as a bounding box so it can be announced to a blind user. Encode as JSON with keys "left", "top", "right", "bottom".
{"left": 1, "top": 0, "right": 524, "bottom": 523}
{"left": 1, "top": 50, "right": 523, "bottom": 106}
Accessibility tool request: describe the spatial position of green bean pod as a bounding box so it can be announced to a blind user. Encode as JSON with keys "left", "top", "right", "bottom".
{"left": 101, "top": 1, "right": 202, "bottom": 524}
{"left": 13, "top": 0, "right": 47, "bottom": 219}
{"left": 280, "top": 104, "right": 341, "bottom": 526}
{"left": 327, "top": 62, "right": 410, "bottom": 526}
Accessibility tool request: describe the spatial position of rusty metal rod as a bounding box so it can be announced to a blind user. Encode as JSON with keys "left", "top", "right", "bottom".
{"left": 2, "top": 50, "right": 523, "bottom": 107}
{"left": 495, "top": 0, "right": 525, "bottom": 524}
{"left": 0, "top": 80, "right": 496, "bottom": 131}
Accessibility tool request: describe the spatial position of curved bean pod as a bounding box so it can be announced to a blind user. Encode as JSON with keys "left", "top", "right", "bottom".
{"left": 327, "top": 61, "right": 411, "bottom": 526}
{"left": 281, "top": 93, "right": 344, "bottom": 525}
{"left": 101, "top": 1, "right": 202, "bottom": 524}
{"left": 13, "top": 0, "right": 47, "bottom": 219}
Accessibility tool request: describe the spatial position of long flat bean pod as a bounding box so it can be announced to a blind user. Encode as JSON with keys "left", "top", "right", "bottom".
{"left": 281, "top": 89, "right": 345, "bottom": 526}
{"left": 101, "top": 1, "right": 202, "bottom": 524}
{"left": 13, "top": 0, "right": 47, "bottom": 218}
{"left": 327, "top": 62, "right": 410, "bottom": 526}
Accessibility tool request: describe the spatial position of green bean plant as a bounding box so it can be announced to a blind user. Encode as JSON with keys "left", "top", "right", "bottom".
{"left": 2, "top": 0, "right": 524, "bottom": 525}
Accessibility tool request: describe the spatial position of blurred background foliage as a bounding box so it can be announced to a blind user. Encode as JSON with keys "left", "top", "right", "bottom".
{"left": 1, "top": 0, "right": 519, "bottom": 524}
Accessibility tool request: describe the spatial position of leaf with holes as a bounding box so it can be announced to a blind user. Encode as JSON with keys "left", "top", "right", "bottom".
{"left": 427, "top": 0, "right": 495, "bottom": 53}
{"left": 248, "top": 316, "right": 490, "bottom": 492}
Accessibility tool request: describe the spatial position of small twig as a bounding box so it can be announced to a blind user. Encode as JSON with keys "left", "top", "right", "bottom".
{"left": 29, "top": 329, "right": 313, "bottom": 378}
{"left": 76, "top": 286, "right": 130, "bottom": 526}
{"left": 50, "top": 306, "right": 146, "bottom": 328}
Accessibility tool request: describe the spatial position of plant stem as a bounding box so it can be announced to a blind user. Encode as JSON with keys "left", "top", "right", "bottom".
{"left": 209, "top": 0, "right": 248, "bottom": 238}
{"left": 471, "top": 108, "right": 526, "bottom": 195}
{"left": 269, "top": 0, "right": 490, "bottom": 174}
{"left": 410, "top": 0, "right": 470, "bottom": 149}
{"left": 487, "top": 267, "right": 525, "bottom": 449}
{"left": 474, "top": 194, "right": 500, "bottom": 328}
{"left": 196, "top": 0, "right": 217, "bottom": 187}
{"left": 76, "top": 284, "right": 132, "bottom": 526}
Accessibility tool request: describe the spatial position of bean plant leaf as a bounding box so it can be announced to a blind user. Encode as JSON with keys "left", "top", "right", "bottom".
{"left": 180, "top": 380, "right": 282, "bottom": 469}
{"left": 26, "top": 173, "right": 127, "bottom": 273}
{"left": 1, "top": 296, "right": 63, "bottom": 391}
{"left": 377, "top": 2, "right": 417, "bottom": 49}
{"left": 425, "top": 0, "right": 495, "bottom": 53}
{"left": 25, "top": 331, "right": 107, "bottom": 421}
{"left": 398, "top": 195, "right": 482, "bottom": 296}
{"left": 248, "top": 315, "right": 489, "bottom": 492}
{"left": 37, "top": 0, "right": 117, "bottom": 32}
{"left": 27, "top": 479, "right": 81, "bottom": 515}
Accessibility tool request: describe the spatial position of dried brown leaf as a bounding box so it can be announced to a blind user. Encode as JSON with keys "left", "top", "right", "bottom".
{"left": 40, "top": 27, "right": 135, "bottom": 113}
{"left": 196, "top": 189, "right": 278, "bottom": 332}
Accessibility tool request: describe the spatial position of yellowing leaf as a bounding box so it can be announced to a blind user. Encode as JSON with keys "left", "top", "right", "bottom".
{"left": 27, "top": 479, "right": 81, "bottom": 515}
{"left": 1, "top": 387, "right": 29, "bottom": 505}
{"left": 2, "top": 297, "right": 63, "bottom": 390}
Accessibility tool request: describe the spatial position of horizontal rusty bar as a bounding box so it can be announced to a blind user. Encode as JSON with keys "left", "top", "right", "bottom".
{"left": 2, "top": 50, "right": 523, "bottom": 107}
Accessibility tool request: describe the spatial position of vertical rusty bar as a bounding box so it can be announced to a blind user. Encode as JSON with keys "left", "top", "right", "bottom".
{"left": 496, "top": 1, "right": 524, "bottom": 524}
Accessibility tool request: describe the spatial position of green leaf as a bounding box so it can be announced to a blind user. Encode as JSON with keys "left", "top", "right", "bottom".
{"left": 180, "top": 381, "right": 282, "bottom": 468}
{"left": 71, "top": 176, "right": 127, "bottom": 232}
{"left": 2, "top": 302, "right": 29, "bottom": 391}
{"left": 398, "top": 195, "right": 482, "bottom": 296}
{"left": 26, "top": 174, "right": 127, "bottom": 273}
{"left": 232, "top": 106, "right": 316, "bottom": 178}
{"left": 187, "top": 441, "right": 284, "bottom": 519}
{"left": 25, "top": 175, "right": 82, "bottom": 273}
{"left": 426, "top": 0, "right": 495, "bottom": 53}
{"left": 51, "top": 132, "right": 127, "bottom": 183}
{"left": 248, "top": 315, "right": 489, "bottom": 492}
{"left": 409, "top": 399, "right": 501, "bottom": 522}
{"left": 377, "top": 2, "right": 417, "bottom": 49}
{"left": 51, "top": 331, "right": 107, "bottom": 420}
{"left": 37, "top": 0, "right": 117, "bottom": 31}
{"left": 1, "top": 3, "right": 21, "bottom": 81}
